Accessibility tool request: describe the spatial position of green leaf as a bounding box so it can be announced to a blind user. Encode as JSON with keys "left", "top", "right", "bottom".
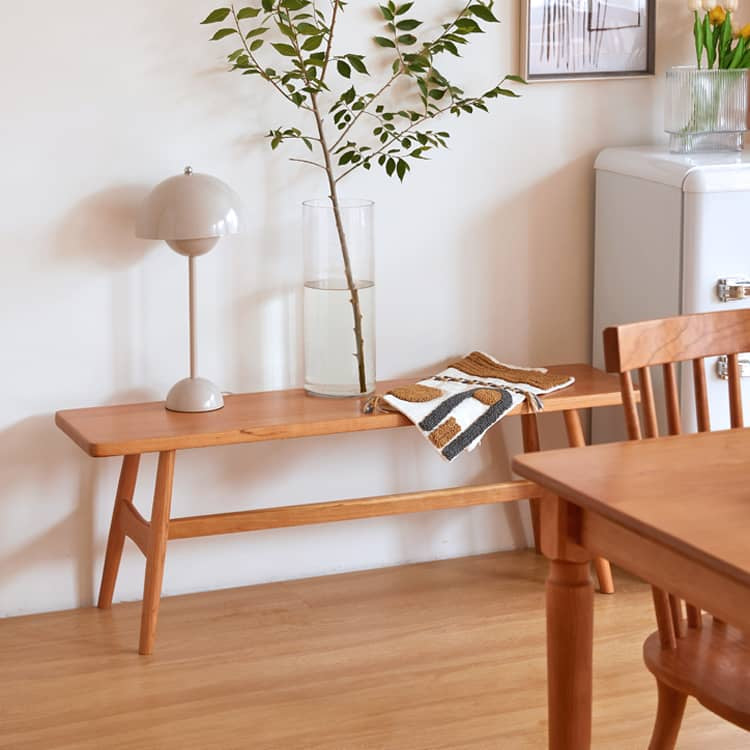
{"left": 374, "top": 36, "right": 396, "bottom": 48}
{"left": 347, "top": 55, "right": 368, "bottom": 74}
{"left": 379, "top": 4, "right": 394, "bottom": 20}
{"left": 397, "top": 34, "right": 417, "bottom": 45}
{"left": 693, "top": 11, "right": 704, "bottom": 68}
{"left": 337, "top": 60, "right": 352, "bottom": 78}
{"left": 201, "top": 8, "right": 231, "bottom": 23}
{"left": 395, "top": 2, "right": 413, "bottom": 14}
{"left": 246, "top": 26, "right": 268, "bottom": 37}
{"left": 397, "top": 159, "right": 408, "bottom": 181}
{"left": 505, "top": 74, "right": 526, "bottom": 84}
{"left": 302, "top": 34, "right": 324, "bottom": 50}
{"left": 237, "top": 6, "right": 261, "bottom": 19}
{"left": 250, "top": 38, "right": 264, "bottom": 51}
{"left": 262, "top": 0, "right": 273, "bottom": 11}
{"left": 455, "top": 17, "right": 483, "bottom": 33}
{"left": 386, "top": 157, "right": 396, "bottom": 176}
{"left": 211, "top": 28, "right": 238, "bottom": 40}
{"left": 469, "top": 4, "right": 498, "bottom": 22}
{"left": 704, "top": 15, "right": 716, "bottom": 69}
{"left": 296, "top": 22, "right": 319, "bottom": 34}
{"left": 729, "top": 36, "right": 746, "bottom": 68}
{"left": 282, "top": 0, "right": 308, "bottom": 9}
{"left": 396, "top": 18, "right": 421, "bottom": 30}
{"left": 272, "top": 43, "right": 297, "bottom": 56}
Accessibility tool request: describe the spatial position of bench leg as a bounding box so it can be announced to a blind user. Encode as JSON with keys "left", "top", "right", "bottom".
{"left": 98, "top": 455, "right": 141, "bottom": 609}
{"left": 562, "top": 410, "right": 615, "bottom": 595}
{"left": 520, "top": 413, "right": 542, "bottom": 553}
{"left": 139, "top": 450, "right": 176, "bottom": 655}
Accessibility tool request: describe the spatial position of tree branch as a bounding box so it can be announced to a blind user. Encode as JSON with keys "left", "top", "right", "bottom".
{"left": 330, "top": 72, "right": 401, "bottom": 152}
{"left": 230, "top": 4, "right": 312, "bottom": 111}
{"left": 290, "top": 157, "right": 326, "bottom": 169}
{"left": 335, "top": 101, "right": 455, "bottom": 183}
{"left": 321, "top": 0, "right": 340, "bottom": 80}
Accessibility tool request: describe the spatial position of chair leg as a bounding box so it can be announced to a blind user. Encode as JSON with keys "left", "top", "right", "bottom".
{"left": 98, "top": 455, "right": 140, "bottom": 609}
{"left": 138, "top": 451, "right": 176, "bottom": 655}
{"left": 648, "top": 679, "right": 688, "bottom": 750}
{"left": 562, "top": 409, "right": 615, "bottom": 595}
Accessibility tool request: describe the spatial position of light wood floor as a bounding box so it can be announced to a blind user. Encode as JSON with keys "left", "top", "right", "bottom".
{"left": 1, "top": 550, "right": 747, "bottom": 749}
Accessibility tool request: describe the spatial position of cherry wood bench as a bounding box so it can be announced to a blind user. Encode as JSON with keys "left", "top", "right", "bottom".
{"left": 56, "top": 363, "right": 627, "bottom": 654}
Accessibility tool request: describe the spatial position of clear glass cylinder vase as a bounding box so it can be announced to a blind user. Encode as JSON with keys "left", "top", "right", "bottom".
{"left": 665, "top": 66, "right": 749, "bottom": 153}
{"left": 303, "top": 198, "right": 375, "bottom": 397}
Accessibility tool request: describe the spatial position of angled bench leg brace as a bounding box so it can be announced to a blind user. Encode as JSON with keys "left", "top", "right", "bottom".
{"left": 96, "top": 451, "right": 176, "bottom": 655}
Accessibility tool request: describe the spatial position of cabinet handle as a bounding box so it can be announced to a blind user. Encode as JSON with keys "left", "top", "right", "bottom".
{"left": 716, "top": 355, "right": 750, "bottom": 379}
{"left": 717, "top": 277, "right": 750, "bottom": 302}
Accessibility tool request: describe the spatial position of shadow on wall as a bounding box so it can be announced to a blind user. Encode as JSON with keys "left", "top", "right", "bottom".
{"left": 0, "top": 384, "right": 157, "bottom": 614}
{"left": 56, "top": 184, "right": 157, "bottom": 270}
{"left": 0, "top": 415, "right": 98, "bottom": 610}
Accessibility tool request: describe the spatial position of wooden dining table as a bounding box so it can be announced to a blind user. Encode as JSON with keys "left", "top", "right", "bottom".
{"left": 512, "top": 428, "right": 750, "bottom": 750}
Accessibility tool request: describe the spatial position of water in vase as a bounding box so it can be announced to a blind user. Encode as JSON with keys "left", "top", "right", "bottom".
{"left": 304, "top": 279, "right": 375, "bottom": 397}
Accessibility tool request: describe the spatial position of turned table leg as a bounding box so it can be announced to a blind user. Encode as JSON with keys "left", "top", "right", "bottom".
{"left": 98, "top": 454, "right": 141, "bottom": 609}
{"left": 520, "top": 413, "right": 542, "bottom": 553}
{"left": 562, "top": 410, "right": 615, "bottom": 595}
{"left": 139, "top": 450, "right": 176, "bottom": 655}
{"left": 547, "top": 558, "right": 594, "bottom": 750}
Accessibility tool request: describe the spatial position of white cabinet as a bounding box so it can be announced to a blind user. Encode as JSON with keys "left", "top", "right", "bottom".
{"left": 592, "top": 146, "right": 750, "bottom": 443}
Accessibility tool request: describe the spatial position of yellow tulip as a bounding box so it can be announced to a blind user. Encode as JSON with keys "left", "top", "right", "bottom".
{"left": 741, "top": 22, "right": 750, "bottom": 37}
{"left": 709, "top": 5, "right": 727, "bottom": 24}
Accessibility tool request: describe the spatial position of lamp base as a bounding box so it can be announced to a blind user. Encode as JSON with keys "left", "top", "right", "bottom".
{"left": 165, "top": 377, "right": 224, "bottom": 413}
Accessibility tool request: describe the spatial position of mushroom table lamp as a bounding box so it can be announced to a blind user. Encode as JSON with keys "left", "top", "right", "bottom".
{"left": 136, "top": 166, "right": 244, "bottom": 413}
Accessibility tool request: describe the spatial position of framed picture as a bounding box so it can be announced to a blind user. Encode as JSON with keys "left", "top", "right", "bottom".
{"left": 520, "top": 0, "right": 655, "bottom": 82}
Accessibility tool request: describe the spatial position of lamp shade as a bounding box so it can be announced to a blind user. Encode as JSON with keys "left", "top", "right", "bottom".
{"left": 136, "top": 167, "right": 244, "bottom": 251}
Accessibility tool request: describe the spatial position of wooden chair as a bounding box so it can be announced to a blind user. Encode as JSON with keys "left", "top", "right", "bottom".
{"left": 603, "top": 310, "right": 750, "bottom": 749}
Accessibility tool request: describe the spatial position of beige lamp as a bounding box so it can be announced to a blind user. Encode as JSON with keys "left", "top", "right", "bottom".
{"left": 136, "top": 166, "right": 244, "bottom": 413}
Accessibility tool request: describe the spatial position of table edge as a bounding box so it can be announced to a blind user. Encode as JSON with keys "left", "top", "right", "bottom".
{"left": 512, "top": 452, "right": 750, "bottom": 590}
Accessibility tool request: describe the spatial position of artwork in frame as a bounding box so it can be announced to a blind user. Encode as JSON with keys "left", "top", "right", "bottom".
{"left": 520, "top": 0, "right": 655, "bottom": 82}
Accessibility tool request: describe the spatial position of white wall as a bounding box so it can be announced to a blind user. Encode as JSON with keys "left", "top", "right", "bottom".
{"left": 0, "top": 1, "right": 691, "bottom": 617}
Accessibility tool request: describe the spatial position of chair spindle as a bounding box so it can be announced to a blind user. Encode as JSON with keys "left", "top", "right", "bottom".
{"left": 663, "top": 362, "right": 682, "bottom": 436}
{"left": 727, "top": 352, "right": 744, "bottom": 429}
{"left": 692, "top": 358, "right": 711, "bottom": 433}
{"left": 620, "top": 371, "right": 642, "bottom": 440}
{"left": 653, "top": 587, "right": 677, "bottom": 649}
{"left": 638, "top": 367, "right": 659, "bottom": 439}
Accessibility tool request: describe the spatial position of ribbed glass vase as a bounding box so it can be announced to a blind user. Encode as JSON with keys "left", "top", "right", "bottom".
{"left": 665, "top": 67, "right": 749, "bottom": 153}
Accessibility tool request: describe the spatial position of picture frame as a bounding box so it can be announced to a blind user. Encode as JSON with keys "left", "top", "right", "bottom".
{"left": 520, "top": 0, "right": 655, "bottom": 82}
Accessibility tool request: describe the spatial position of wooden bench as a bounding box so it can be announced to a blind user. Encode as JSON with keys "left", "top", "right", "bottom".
{"left": 56, "top": 363, "right": 626, "bottom": 654}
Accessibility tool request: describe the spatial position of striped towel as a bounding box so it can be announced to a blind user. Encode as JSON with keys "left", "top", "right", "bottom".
{"left": 365, "top": 352, "right": 574, "bottom": 462}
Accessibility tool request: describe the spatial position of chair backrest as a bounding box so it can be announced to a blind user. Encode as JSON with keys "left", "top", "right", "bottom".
{"left": 603, "top": 309, "right": 750, "bottom": 648}
{"left": 603, "top": 309, "right": 750, "bottom": 440}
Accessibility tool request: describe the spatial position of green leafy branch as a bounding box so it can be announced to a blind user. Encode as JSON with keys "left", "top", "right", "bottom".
{"left": 202, "top": 0, "right": 522, "bottom": 184}
{"left": 202, "top": 0, "right": 523, "bottom": 394}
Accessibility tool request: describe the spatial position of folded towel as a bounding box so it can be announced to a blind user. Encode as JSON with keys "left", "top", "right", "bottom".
{"left": 365, "top": 352, "right": 574, "bottom": 462}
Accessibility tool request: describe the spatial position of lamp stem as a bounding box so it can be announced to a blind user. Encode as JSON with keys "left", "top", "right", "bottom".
{"left": 188, "top": 255, "right": 197, "bottom": 380}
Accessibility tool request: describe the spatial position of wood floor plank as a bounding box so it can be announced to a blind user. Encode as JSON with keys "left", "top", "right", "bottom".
{"left": 0, "top": 551, "right": 747, "bottom": 749}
